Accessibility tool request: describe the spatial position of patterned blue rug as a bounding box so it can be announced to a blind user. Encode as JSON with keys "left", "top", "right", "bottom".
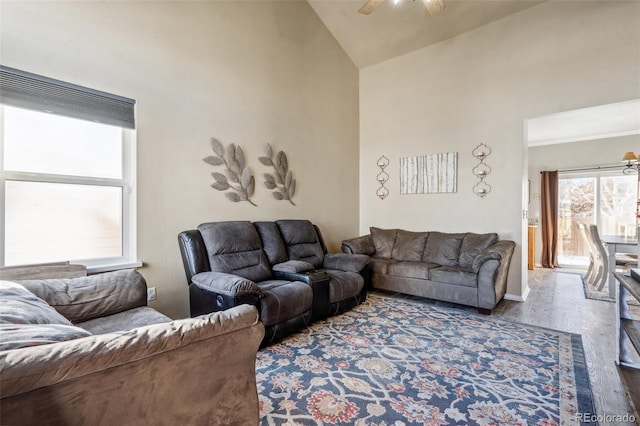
{"left": 256, "top": 292, "right": 595, "bottom": 425}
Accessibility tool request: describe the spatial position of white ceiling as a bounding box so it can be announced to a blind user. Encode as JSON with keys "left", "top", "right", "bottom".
{"left": 307, "top": 0, "right": 544, "bottom": 68}
{"left": 527, "top": 99, "right": 640, "bottom": 147}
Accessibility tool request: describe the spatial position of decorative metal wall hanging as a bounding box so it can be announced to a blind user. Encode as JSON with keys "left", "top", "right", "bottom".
{"left": 203, "top": 138, "right": 257, "bottom": 206}
{"left": 376, "top": 155, "right": 389, "bottom": 199}
{"left": 259, "top": 143, "right": 296, "bottom": 205}
{"left": 472, "top": 143, "right": 492, "bottom": 197}
{"left": 399, "top": 152, "right": 457, "bottom": 194}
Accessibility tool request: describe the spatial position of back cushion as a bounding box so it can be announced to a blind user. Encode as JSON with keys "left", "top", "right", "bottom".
{"left": 458, "top": 233, "right": 499, "bottom": 268}
{"left": 370, "top": 227, "right": 398, "bottom": 259}
{"left": 198, "top": 221, "right": 271, "bottom": 282}
{"left": 276, "top": 220, "right": 324, "bottom": 268}
{"left": 0, "top": 280, "right": 72, "bottom": 326}
{"left": 391, "top": 230, "right": 429, "bottom": 262}
{"left": 422, "top": 232, "right": 465, "bottom": 267}
{"left": 254, "top": 221, "right": 288, "bottom": 265}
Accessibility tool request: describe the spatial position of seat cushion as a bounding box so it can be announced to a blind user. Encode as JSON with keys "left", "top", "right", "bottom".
{"left": 429, "top": 267, "right": 477, "bottom": 287}
{"left": 77, "top": 307, "right": 171, "bottom": 334}
{"left": 371, "top": 258, "right": 395, "bottom": 274}
{"left": 256, "top": 280, "right": 313, "bottom": 327}
{"left": 391, "top": 230, "right": 429, "bottom": 262}
{"left": 422, "top": 232, "right": 465, "bottom": 267}
{"left": 370, "top": 227, "right": 398, "bottom": 258}
{"left": 321, "top": 270, "right": 364, "bottom": 303}
{"left": 198, "top": 221, "right": 272, "bottom": 283}
{"left": 387, "top": 261, "right": 438, "bottom": 280}
{"left": 458, "top": 233, "right": 498, "bottom": 268}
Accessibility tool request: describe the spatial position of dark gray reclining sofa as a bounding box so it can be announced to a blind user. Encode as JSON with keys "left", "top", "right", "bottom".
{"left": 178, "top": 219, "right": 370, "bottom": 345}
{"left": 342, "top": 227, "right": 515, "bottom": 314}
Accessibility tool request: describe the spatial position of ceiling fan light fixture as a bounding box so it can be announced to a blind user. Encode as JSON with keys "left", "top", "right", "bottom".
{"left": 358, "top": 0, "right": 385, "bottom": 15}
{"left": 422, "top": 0, "right": 446, "bottom": 16}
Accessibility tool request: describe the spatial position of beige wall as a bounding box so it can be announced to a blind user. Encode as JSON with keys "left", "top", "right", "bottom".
{"left": 528, "top": 134, "right": 640, "bottom": 266}
{"left": 359, "top": 1, "right": 640, "bottom": 299}
{"left": 0, "top": 1, "right": 360, "bottom": 318}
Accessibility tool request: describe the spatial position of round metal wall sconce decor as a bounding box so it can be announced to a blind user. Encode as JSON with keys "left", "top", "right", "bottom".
{"left": 376, "top": 155, "right": 390, "bottom": 200}
{"left": 472, "top": 143, "right": 491, "bottom": 197}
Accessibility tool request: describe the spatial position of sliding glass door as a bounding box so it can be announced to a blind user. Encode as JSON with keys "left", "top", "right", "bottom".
{"left": 558, "top": 172, "right": 636, "bottom": 267}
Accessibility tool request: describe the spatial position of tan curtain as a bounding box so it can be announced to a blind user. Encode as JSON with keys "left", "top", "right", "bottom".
{"left": 540, "top": 170, "right": 559, "bottom": 268}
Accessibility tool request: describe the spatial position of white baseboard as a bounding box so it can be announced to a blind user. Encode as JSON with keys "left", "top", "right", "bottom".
{"left": 504, "top": 285, "right": 530, "bottom": 302}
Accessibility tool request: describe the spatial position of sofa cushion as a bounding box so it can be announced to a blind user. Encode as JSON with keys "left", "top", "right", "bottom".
{"left": 0, "top": 280, "right": 72, "bottom": 326}
{"left": 18, "top": 270, "right": 147, "bottom": 323}
{"left": 370, "top": 227, "right": 398, "bottom": 259}
{"left": 422, "top": 232, "right": 465, "bottom": 267}
{"left": 321, "top": 270, "right": 363, "bottom": 303}
{"left": 77, "top": 306, "right": 171, "bottom": 334}
{"left": 0, "top": 323, "right": 92, "bottom": 351}
{"left": 370, "top": 258, "right": 395, "bottom": 275}
{"left": 272, "top": 260, "right": 315, "bottom": 274}
{"left": 198, "top": 221, "right": 272, "bottom": 283}
{"left": 458, "top": 233, "right": 499, "bottom": 268}
{"left": 429, "top": 266, "right": 478, "bottom": 287}
{"left": 391, "top": 230, "right": 429, "bottom": 262}
{"left": 256, "top": 280, "right": 313, "bottom": 327}
{"left": 387, "top": 261, "right": 439, "bottom": 280}
{"left": 276, "top": 220, "right": 325, "bottom": 269}
{"left": 254, "top": 221, "right": 288, "bottom": 265}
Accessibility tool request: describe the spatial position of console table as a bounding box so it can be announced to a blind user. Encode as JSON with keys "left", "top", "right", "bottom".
{"left": 613, "top": 272, "right": 640, "bottom": 420}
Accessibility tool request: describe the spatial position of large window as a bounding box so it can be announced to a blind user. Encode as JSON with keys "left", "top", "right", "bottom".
{"left": 558, "top": 172, "right": 637, "bottom": 267}
{"left": 0, "top": 66, "right": 137, "bottom": 271}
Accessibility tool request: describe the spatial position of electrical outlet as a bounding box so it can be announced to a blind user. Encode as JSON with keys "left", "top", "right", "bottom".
{"left": 147, "top": 287, "right": 157, "bottom": 301}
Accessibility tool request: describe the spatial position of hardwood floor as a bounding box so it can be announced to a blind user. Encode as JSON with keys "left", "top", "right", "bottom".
{"left": 494, "top": 269, "right": 636, "bottom": 425}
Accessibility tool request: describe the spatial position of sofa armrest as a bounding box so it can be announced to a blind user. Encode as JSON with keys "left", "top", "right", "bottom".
{"left": 272, "top": 260, "right": 315, "bottom": 274}
{"left": 472, "top": 240, "right": 516, "bottom": 273}
{"left": 191, "top": 272, "right": 263, "bottom": 298}
{"left": 0, "top": 305, "right": 265, "bottom": 425}
{"left": 341, "top": 235, "right": 375, "bottom": 256}
{"left": 474, "top": 240, "right": 516, "bottom": 310}
{"left": 18, "top": 269, "right": 147, "bottom": 323}
{"left": 323, "top": 253, "right": 371, "bottom": 273}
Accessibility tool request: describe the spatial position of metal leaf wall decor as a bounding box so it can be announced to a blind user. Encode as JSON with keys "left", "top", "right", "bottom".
{"left": 203, "top": 138, "right": 257, "bottom": 206}
{"left": 259, "top": 143, "right": 296, "bottom": 206}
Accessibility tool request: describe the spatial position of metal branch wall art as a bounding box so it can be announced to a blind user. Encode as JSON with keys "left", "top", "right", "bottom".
{"left": 203, "top": 138, "right": 257, "bottom": 206}
{"left": 472, "top": 143, "right": 492, "bottom": 197}
{"left": 376, "top": 155, "right": 389, "bottom": 200}
{"left": 259, "top": 143, "right": 296, "bottom": 205}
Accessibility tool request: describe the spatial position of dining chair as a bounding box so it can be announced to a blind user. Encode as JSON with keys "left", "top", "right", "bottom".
{"left": 585, "top": 224, "right": 609, "bottom": 291}
{"left": 577, "top": 222, "right": 595, "bottom": 285}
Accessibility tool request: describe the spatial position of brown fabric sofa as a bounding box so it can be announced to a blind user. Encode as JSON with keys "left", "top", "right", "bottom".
{"left": 0, "top": 269, "right": 264, "bottom": 425}
{"left": 342, "top": 227, "right": 515, "bottom": 313}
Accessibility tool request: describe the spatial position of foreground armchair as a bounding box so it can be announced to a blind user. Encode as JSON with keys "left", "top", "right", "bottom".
{"left": 0, "top": 270, "right": 264, "bottom": 425}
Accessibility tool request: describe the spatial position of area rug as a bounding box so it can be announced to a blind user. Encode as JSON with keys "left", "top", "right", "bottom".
{"left": 555, "top": 269, "right": 615, "bottom": 303}
{"left": 256, "top": 292, "right": 595, "bottom": 425}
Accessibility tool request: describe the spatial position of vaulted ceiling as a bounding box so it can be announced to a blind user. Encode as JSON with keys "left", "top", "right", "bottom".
{"left": 308, "top": 0, "right": 544, "bottom": 68}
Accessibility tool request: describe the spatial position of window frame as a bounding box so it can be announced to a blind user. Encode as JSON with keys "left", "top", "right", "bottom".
{"left": 0, "top": 106, "right": 140, "bottom": 273}
{"left": 558, "top": 168, "right": 637, "bottom": 267}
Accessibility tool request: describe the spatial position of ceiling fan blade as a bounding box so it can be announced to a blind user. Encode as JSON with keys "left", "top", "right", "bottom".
{"left": 358, "top": 0, "right": 385, "bottom": 15}
{"left": 422, "top": 0, "right": 446, "bottom": 16}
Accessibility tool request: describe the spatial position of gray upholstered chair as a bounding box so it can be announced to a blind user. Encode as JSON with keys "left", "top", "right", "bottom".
{"left": 178, "top": 221, "right": 314, "bottom": 345}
